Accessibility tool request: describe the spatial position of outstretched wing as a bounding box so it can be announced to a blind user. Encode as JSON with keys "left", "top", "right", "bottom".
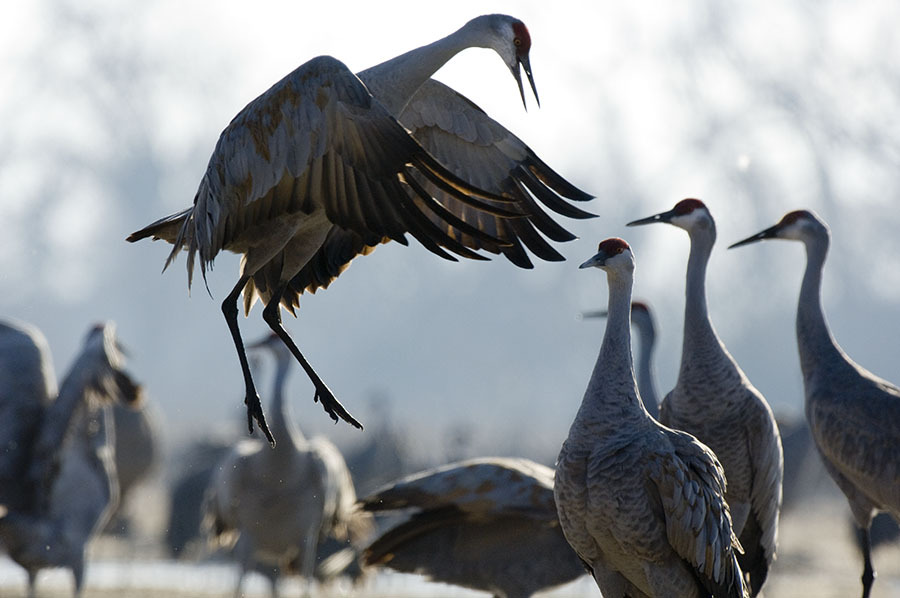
{"left": 360, "top": 457, "right": 556, "bottom": 519}
{"left": 165, "top": 55, "right": 521, "bottom": 289}
{"left": 651, "top": 430, "right": 748, "bottom": 598}
{"left": 400, "top": 79, "right": 595, "bottom": 268}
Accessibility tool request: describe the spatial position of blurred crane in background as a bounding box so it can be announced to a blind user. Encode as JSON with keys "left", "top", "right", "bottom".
{"left": 0, "top": 321, "right": 142, "bottom": 597}
{"left": 361, "top": 457, "right": 587, "bottom": 598}
{"left": 201, "top": 333, "right": 371, "bottom": 598}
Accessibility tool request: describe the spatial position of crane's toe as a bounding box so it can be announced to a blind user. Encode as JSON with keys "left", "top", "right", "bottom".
{"left": 314, "top": 384, "right": 363, "bottom": 430}
{"left": 245, "top": 392, "right": 276, "bottom": 447}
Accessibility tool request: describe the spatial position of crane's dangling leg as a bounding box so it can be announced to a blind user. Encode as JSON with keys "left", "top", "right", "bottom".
{"left": 261, "top": 284, "right": 363, "bottom": 430}
{"left": 860, "top": 525, "right": 875, "bottom": 598}
{"left": 222, "top": 275, "right": 275, "bottom": 446}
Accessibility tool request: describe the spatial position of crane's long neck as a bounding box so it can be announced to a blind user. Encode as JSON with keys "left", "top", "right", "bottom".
{"left": 682, "top": 227, "right": 720, "bottom": 356}
{"left": 269, "top": 351, "right": 305, "bottom": 451}
{"left": 796, "top": 232, "right": 847, "bottom": 385}
{"left": 578, "top": 270, "right": 646, "bottom": 428}
{"left": 357, "top": 20, "right": 491, "bottom": 116}
{"left": 633, "top": 321, "right": 659, "bottom": 419}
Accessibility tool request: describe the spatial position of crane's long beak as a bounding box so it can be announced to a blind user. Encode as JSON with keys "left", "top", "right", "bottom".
{"left": 728, "top": 224, "right": 781, "bottom": 249}
{"left": 626, "top": 209, "right": 676, "bottom": 227}
{"left": 579, "top": 250, "right": 611, "bottom": 269}
{"left": 579, "top": 310, "right": 608, "bottom": 319}
{"left": 513, "top": 54, "right": 540, "bottom": 110}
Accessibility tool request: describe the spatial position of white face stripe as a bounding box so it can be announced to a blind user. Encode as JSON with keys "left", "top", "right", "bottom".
{"left": 670, "top": 205, "right": 710, "bottom": 229}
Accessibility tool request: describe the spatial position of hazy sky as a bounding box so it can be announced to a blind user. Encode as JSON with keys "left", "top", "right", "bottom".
{"left": 2, "top": 0, "right": 898, "bottom": 462}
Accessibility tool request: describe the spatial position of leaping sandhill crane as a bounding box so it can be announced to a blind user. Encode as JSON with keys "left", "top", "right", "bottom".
{"left": 359, "top": 457, "right": 587, "bottom": 598}
{"left": 554, "top": 238, "right": 747, "bottom": 598}
{"left": 0, "top": 320, "right": 142, "bottom": 598}
{"left": 202, "top": 333, "right": 372, "bottom": 598}
{"left": 627, "top": 199, "right": 783, "bottom": 596}
{"left": 127, "top": 13, "right": 594, "bottom": 443}
{"left": 581, "top": 300, "right": 660, "bottom": 418}
{"left": 730, "top": 209, "right": 900, "bottom": 598}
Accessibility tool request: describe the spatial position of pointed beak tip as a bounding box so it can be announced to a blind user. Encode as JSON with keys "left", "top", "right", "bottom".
{"left": 515, "top": 56, "right": 539, "bottom": 110}
{"left": 729, "top": 237, "right": 756, "bottom": 249}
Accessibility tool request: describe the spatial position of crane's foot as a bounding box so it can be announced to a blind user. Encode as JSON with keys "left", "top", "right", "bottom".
{"left": 313, "top": 382, "right": 363, "bottom": 430}
{"left": 245, "top": 392, "right": 276, "bottom": 447}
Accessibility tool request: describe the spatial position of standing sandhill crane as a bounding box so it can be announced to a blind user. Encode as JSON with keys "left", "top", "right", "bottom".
{"left": 0, "top": 321, "right": 142, "bottom": 598}
{"left": 202, "top": 333, "right": 371, "bottom": 598}
{"left": 581, "top": 300, "right": 660, "bottom": 418}
{"left": 730, "top": 209, "right": 900, "bottom": 598}
{"left": 627, "top": 199, "right": 783, "bottom": 596}
{"left": 359, "top": 457, "right": 587, "bottom": 598}
{"left": 105, "top": 400, "right": 160, "bottom": 536}
{"left": 554, "top": 238, "right": 747, "bottom": 598}
{"left": 127, "top": 13, "right": 594, "bottom": 443}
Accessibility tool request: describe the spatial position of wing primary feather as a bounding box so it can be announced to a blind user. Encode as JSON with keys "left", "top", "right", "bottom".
{"left": 403, "top": 173, "right": 512, "bottom": 251}
{"left": 509, "top": 178, "right": 579, "bottom": 243}
{"left": 507, "top": 217, "right": 565, "bottom": 263}
{"left": 516, "top": 164, "right": 597, "bottom": 219}
{"left": 411, "top": 155, "right": 524, "bottom": 218}
{"left": 392, "top": 185, "right": 489, "bottom": 262}
{"left": 522, "top": 154, "right": 594, "bottom": 202}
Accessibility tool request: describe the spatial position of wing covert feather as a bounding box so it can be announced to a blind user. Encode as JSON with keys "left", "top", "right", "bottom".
{"left": 652, "top": 431, "right": 747, "bottom": 598}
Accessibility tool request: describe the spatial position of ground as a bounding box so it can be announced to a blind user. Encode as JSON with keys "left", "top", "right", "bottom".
{"left": 0, "top": 497, "right": 897, "bottom": 597}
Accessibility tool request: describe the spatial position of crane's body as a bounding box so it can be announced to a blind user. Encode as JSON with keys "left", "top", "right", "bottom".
{"left": 0, "top": 321, "right": 142, "bottom": 598}
{"left": 127, "top": 14, "right": 594, "bottom": 443}
{"left": 554, "top": 239, "right": 747, "bottom": 598}
{"left": 628, "top": 200, "right": 783, "bottom": 596}
{"left": 202, "top": 334, "right": 371, "bottom": 598}
{"left": 361, "top": 457, "right": 586, "bottom": 598}
{"left": 730, "top": 209, "right": 900, "bottom": 598}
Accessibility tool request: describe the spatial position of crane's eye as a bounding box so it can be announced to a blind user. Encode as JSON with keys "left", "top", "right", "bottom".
{"left": 514, "top": 38, "right": 522, "bottom": 47}
{"left": 617, "top": 247, "right": 624, "bottom": 254}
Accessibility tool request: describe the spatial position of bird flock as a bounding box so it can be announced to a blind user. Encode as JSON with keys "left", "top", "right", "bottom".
{"left": 1, "top": 11, "right": 898, "bottom": 598}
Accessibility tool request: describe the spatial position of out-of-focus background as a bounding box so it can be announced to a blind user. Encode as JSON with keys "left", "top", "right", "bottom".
{"left": 1, "top": 0, "right": 899, "bottom": 596}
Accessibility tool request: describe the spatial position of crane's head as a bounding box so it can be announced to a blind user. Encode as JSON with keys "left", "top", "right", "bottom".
{"left": 728, "top": 209, "right": 829, "bottom": 249}
{"left": 472, "top": 15, "right": 540, "bottom": 110}
{"left": 626, "top": 198, "right": 714, "bottom": 234}
{"left": 580, "top": 238, "right": 634, "bottom": 275}
{"left": 509, "top": 20, "right": 539, "bottom": 110}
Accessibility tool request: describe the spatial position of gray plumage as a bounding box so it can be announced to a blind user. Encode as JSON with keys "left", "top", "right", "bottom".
{"left": 730, "top": 209, "right": 900, "bottom": 598}
{"left": 202, "top": 333, "right": 372, "bottom": 598}
{"left": 581, "top": 300, "right": 660, "bottom": 418}
{"left": 628, "top": 199, "right": 783, "bottom": 596}
{"left": 0, "top": 321, "right": 142, "bottom": 598}
{"left": 105, "top": 401, "right": 160, "bottom": 535}
{"left": 360, "top": 457, "right": 587, "bottom": 598}
{"left": 127, "top": 14, "right": 594, "bottom": 443}
{"left": 555, "top": 238, "right": 747, "bottom": 598}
